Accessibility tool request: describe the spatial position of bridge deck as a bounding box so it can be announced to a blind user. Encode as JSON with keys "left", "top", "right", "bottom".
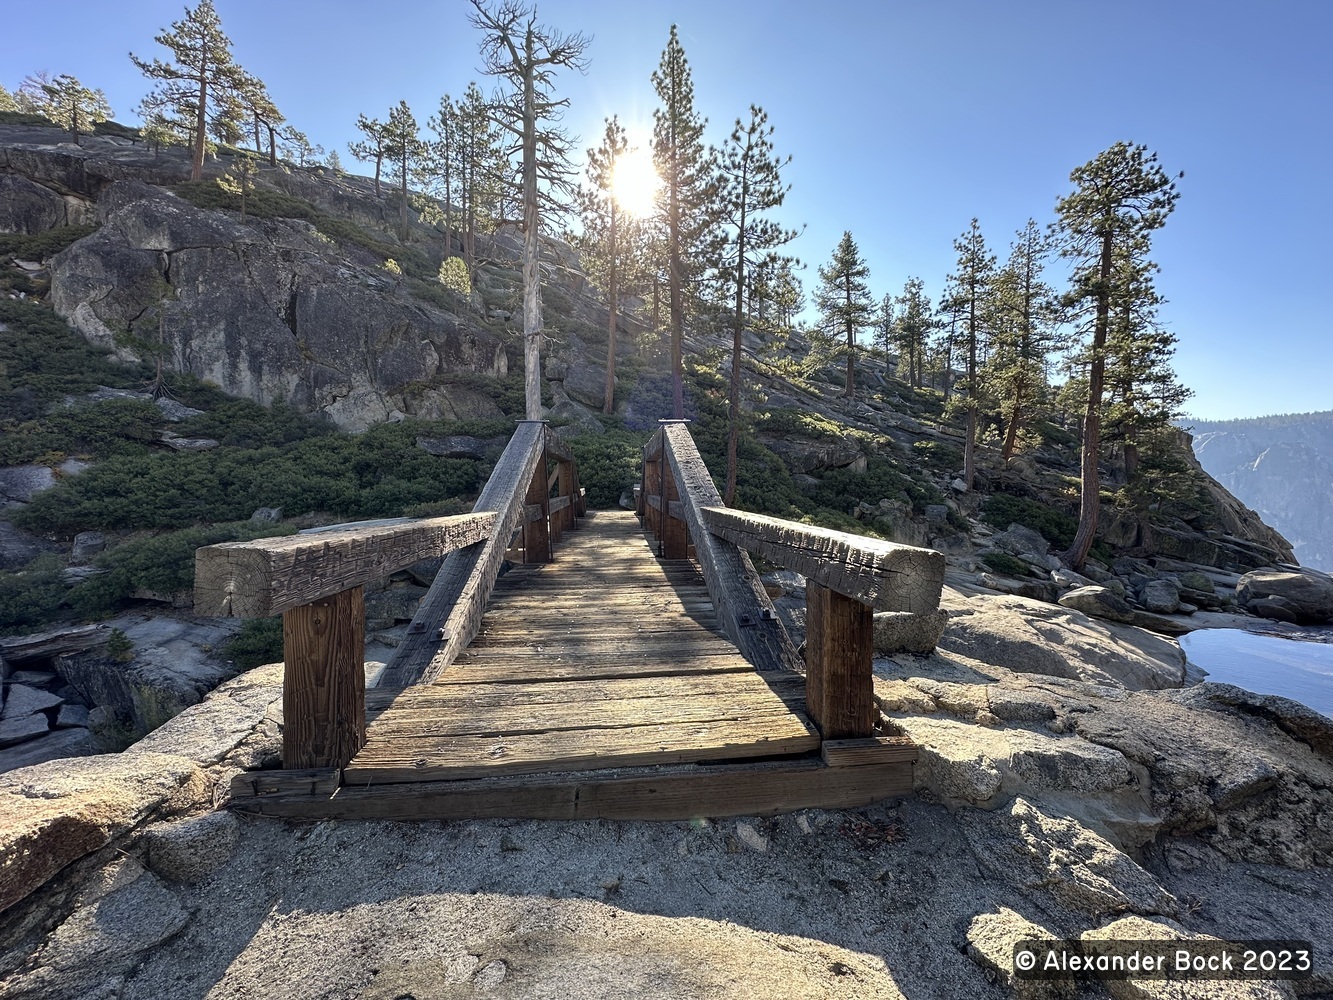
{"left": 347, "top": 510, "right": 820, "bottom": 784}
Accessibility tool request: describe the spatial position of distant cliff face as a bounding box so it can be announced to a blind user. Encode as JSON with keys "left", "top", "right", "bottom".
{"left": 1190, "top": 412, "right": 1333, "bottom": 571}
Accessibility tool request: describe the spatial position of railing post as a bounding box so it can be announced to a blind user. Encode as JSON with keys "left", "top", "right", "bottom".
{"left": 523, "top": 441, "right": 552, "bottom": 563}
{"left": 282, "top": 586, "right": 366, "bottom": 769}
{"left": 804, "top": 580, "right": 875, "bottom": 739}
{"left": 558, "top": 460, "right": 575, "bottom": 534}
{"left": 662, "top": 463, "right": 689, "bottom": 559}
{"left": 644, "top": 458, "right": 660, "bottom": 538}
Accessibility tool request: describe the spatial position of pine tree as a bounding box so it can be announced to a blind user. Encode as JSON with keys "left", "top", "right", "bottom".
{"left": 131, "top": 0, "right": 247, "bottom": 181}
{"left": 715, "top": 105, "right": 800, "bottom": 503}
{"left": 577, "top": 116, "right": 632, "bottom": 414}
{"left": 770, "top": 259, "right": 804, "bottom": 334}
{"left": 986, "top": 219, "right": 1058, "bottom": 461}
{"left": 894, "top": 277, "right": 932, "bottom": 390}
{"left": 815, "top": 231, "right": 873, "bottom": 397}
{"left": 236, "top": 73, "right": 283, "bottom": 165}
{"left": 216, "top": 150, "right": 255, "bottom": 219}
{"left": 652, "top": 25, "right": 715, "bottom": 419}
{"left": 454, "top": 82, "right": 504, "bottom": 273}
{"left": 33, "top": 74, "right": 112, "bottom": 143}
{"left": 0, "top": 84, "right": 16, "bottom": 113}
{"left": 349, "top": 113, "right": 389, "bottom": 196}
{"left": 383, "top": 100, "right": 422, "bottom": 238}
{"left": 873, "top": 293, "right": 895, "bottom": 361}
{"left": 946, "top": 218, "right": 996, "bottom": 490}
{"left": 424, "top": 93, "right": 458, "bottom": 255}
{"left": 1055, "top": 141, "right": 1181, "bottom": 569}
{"left": 469, "top": 0, "right": 591, "bottom": 421}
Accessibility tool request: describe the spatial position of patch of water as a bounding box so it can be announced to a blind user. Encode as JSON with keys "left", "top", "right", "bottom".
{"left": 1179, "top": 627, "right": 1333, "bottom": 718}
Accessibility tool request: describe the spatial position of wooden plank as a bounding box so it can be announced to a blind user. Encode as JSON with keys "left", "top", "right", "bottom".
{"left": 431, "top": 657, "right": 756, "bottom": 685}
{"left": 231, "top": 759, "right": 913, "bottom": 821}
{"left": 367, "top": 672, "right": 807, "bottom": 713}
{"left": 345, "top": 713, "right": 819, "bottom": 783}
{"left": 821, "top": 736, "right": 918, "bottom": 767}
{"left": 805, "top": 580, "right": 875, "bottom": 740}
{"left": 543, "top": 426, "right": 574, "bottom": 463}
{"left": 660, "top": 422, "right": 802, "bottom": 673}
{"left": 701, "top": 506, "right": 945, "bottom": 614}
{"left": 229, "top": 768, "right": 340, "bottom": 798}
{"left": 194, "top": 513, "right": 495, "bottom": 618}
{"left": 662, "top": 463, "right": 689, "bottom": 559}
{"left": 367, "top": 693, "right": 807, "bottom": 740}
{"left": 644, "top": 495, "right": 687, "bottom": 524}
{"left": 282, "top": 587, "right": 366, "bottom": 769}
{"left": 378, "top": 422, "right": 545, "bottom": 687}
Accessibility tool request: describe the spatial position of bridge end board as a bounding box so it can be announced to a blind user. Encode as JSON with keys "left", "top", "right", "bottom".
{"left": 227, "top": 757, "right": 915, "bottom": 822}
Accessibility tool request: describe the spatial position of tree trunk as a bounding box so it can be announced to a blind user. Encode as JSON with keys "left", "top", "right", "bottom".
{"left": 1002, "top": 392, "right": 1022, "bottom": 461}
{"left": 399, "top": 148, "right": 410, "bottom": 239}
{"left": 843, "top": 278, "right": 854, "bottom": 397}
{"left": 520, "top": 30, "right": 543, "bottom": 421}
{"left": 963, "top": 289, "right": 978, "bottom": 490}
{"left": 373, "top": 152, "right": 382, "bottom": 196}
{"left": 603, "top": 202, "right": 618, "bottom": 415}
{"left": 725, "top": 210, "right": 747, "bottom": 506}
{"left": 191, "top": 47, "right": 208, "bottom": 182}
{"left": 267, "top": 125, "right": 276, "bottom": 167}
{"left": 668, "top": 185, "right": 685, "bottom": 418}
{"left": 1065, "top": 231, "right": 1115, "bottom": 570}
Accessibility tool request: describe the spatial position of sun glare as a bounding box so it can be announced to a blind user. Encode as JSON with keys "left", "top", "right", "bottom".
{"left": 611, "top": 148, "right": 661, "bottom": 218}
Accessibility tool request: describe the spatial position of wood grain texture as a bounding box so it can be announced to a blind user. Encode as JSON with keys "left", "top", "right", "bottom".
{"left": 821, "top": 736, "right": 919, "bottom": 767}
{"left": 193, "top": 513, "right": 495, "bottom": 618}
{"left": 522, "top": 442, "right": 551, "bottom": 563}
{"left": 701, "top": 506, "right": 946, "bottom": 614}
{"left": 231, "top": 759, "right": 913, "bottom": 821}
{"left": 660, "top": 422, "right": 803, "bottom": 673}
{"left": 378, "top": 421, "right": 545, "bottom": 687}
{"left": 805, "top": 580, "right": 875, "bottom": 740}
{"left": 282, "top": 587, "right": 366, "bottom": 769}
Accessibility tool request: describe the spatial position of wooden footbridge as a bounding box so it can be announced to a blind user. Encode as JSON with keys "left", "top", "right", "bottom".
{"left": 195, "top": 420, "right": 945, "bottom": 821}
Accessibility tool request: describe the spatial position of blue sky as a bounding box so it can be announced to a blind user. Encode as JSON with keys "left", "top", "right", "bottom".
{"left": 4, "top": 0, "right": 1330, "bottom": 420}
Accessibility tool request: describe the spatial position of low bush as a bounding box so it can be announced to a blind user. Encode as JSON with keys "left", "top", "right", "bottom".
{"left": 981, "top": 493, "right": 1079, "bottom": 550}
{"left": 567, "top": 428, "right": 649, "bottom": 509}
{"left": 222, "top": 617, "right": 283, "bottom": 671}
{"left": 981, "top": 551, "right": 1032, "bottom": 578}
{"left": 0, "top": 553, "right": 66, "bottom": 635}
{"left": 0, "top": 224, "right": 98, "bottom": 262}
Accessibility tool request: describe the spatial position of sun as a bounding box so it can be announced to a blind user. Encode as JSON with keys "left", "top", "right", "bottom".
{"left": 611, "top": 147, "right": 661, "bottom": 218}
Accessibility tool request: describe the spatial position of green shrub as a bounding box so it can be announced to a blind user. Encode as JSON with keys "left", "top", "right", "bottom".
{"left": 567, "top": 428, "right": 649, "bottom": 509}
{"left": 912, "top": 439, "right": 961, "bottom": 472}
{"left": 981, "top": 551, "right": 1032, "bottom": 577}
{"left": 0, "top": 553, "right": 67, "bottom": 635}
{"left": 223, "top": 617, "right": 283, "bottom": 671}
{"left": 0, "top": 111, "right": 56, "bottom": 127}
{"left": 175, "top": 398, "right": 330, "bottom": 448}
{"left": 69, "top": 520, "right": 297, "bottom": 617}
{"left": 106, "top": 628, "right": 134, "bottom": 663}
{"left": 981, "top": 493, "right": 1079, "bottom": 550}
{"left": 16, "top": 420, "right": 486, "bottom": 533}
{"left": 0, "top": 299, "right": 152, "bottom": 403}
{"left": 0, "top": 224, "right": 98, "bottom": 262}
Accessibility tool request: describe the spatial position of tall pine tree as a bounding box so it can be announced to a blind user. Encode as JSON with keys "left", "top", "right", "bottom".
{"left": 577, "top": 116, "right": 631, "bottom": 414}
{"left": 131, "top": 0, "right": 247, "bottom": 181}
{"left": 715, "top": 105, "right": 800, "bottom": 503}
{"left": 1055, "top": 142, "right": 1181, "bottom": 569}
{"left": 814, "top": 231, "right": 872, "bottom": 398}
{"left": 652, "top": 26, "right": 714, "bottom": 419}
{"left": 946, "top": 218, "right": 996, "bottom": 490}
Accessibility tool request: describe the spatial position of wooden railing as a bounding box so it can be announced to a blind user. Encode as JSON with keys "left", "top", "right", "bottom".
{"left": 640, "top": 420, "right": 945, "bottom": 740}
{"left": 194, "top": 420, "right": 584, "bottom": 769}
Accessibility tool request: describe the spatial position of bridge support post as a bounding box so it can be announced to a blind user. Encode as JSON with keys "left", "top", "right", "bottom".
{"left": 662, "top": 467, "right": 689, "bottom": 559}
{"left": 558, "top": 461, "right": 576, "bottom": 534}
{"left": 282, "top": 586, "right": 366, "bottom": 769}
{"left": 643, "top": 459, "right": 660, "bottom": 538}
{"left": 523, "top": 447, "right": 551, "bottom": 563}
{"left": 804, "top": 581, "right": 875, "bottom": 739}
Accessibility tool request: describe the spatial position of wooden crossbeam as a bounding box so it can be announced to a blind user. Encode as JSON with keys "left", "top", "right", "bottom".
{"left": 194, "top": 512, "right": 495, "bottom": 618}
{"left": 700, "top": 506, "right": 945, "bottom": 614}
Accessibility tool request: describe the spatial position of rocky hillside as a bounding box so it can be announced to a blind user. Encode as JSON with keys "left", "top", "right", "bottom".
{"left": 3, "top": 118, "right": 1328, "bottom": 775}
{"left": 1190, "top": 411, "right": 1333, "bottom": 572}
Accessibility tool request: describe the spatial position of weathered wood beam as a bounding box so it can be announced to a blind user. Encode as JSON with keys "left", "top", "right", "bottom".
{"left": 194, "top": 513, "right": 495, "bottom": 618}
{"left": 660, "top": 421, "right": 802, "bottom": 673}
{"left": 228, "top": 758, "right": 914, "bottom": 821}
{"left": 378, "top": 421, "right": 545, "bottom": 687}
{"left": 282, "top": 587, "right": 366, "bottom": 769}
{"left": 805, "top": 580, "right": 875, "bottom": 739}
{"left": 549, "top": 494, "right": 572, "bottom": 515}
{"left": 522, "top": 442, "right": 552, "bottom": 564}
{"left": 662, "top": 467, "right": 688, "bottom": 559}
{"left": 700, "top": 506, "right": 945, "bottom": 614}
{"left": 643, "top": 428, "right": 664, "bottom": 463}
{"left": 643, "top": 495, "right": 686, "bottom": 521}
{"left": 544, "top": 428, "right": 574, "bottom": 463}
